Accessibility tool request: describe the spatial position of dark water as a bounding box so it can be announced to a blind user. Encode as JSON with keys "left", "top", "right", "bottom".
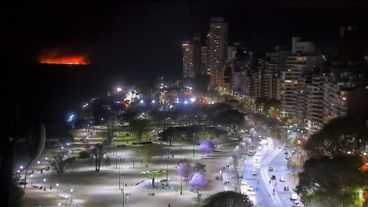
{"left": 4, "top": 63, "right": 113, "bottom": 136}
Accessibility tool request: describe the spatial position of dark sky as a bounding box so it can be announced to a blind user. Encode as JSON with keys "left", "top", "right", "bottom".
{"left": 2, "top": 1, "right": 368, "bottom": 79}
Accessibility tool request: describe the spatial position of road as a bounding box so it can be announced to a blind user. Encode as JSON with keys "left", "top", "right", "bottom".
{"left": 242, "top": 136, "right": 303, "bottom": 207}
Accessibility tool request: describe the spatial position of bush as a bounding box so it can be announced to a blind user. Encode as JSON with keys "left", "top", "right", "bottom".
{"left": 79, "top": 150, "right": 90, "bottom": 159}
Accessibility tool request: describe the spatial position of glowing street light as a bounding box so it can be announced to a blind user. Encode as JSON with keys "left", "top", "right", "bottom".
{"left": 151, "top": 100, "right": 156, "bottom": 104}
{"left": 184, "top": 100, "right": 188, "bottom": 105}
{"left": 190, "top": 97, "right": 196, "bottom": 103}
{"left": 140, "top": 100, "right": 144, "bottom": 104}
{"left": 70, "top": 189, "right": 74, "bottom": 204}
{"left": 56, "top": 183, "right": 59, "bottom": 195}
{"left": 19, "top": 165, "right": 24, "bottom": 170}
{"left": 43, "top": 178, "right": 47, "bottom": 189}
{"left": 117, "top": 87, "right": 122, "bottom": 92}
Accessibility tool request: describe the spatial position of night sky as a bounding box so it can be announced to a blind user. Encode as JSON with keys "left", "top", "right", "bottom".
{"left": 2, "top": 1, "right": 368, "bottom": 133}
{"left": 2, "top": 1, "right": 368, "bottom": 78}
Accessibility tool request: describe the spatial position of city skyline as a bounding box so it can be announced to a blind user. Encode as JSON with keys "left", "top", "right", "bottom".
{"left": 2, "top": 2, "right": 368, "bottom": 207}
{"left": 2, "top": 1, "right": 368, "bottom": 79}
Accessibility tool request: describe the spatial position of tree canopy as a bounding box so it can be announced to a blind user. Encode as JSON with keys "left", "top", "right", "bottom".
{"left": 129, "top": 118, "right": 151, "bottom": 142}
{"left": 135, "top": 144, "right": 163, "bottom": 162}
{"left": 209, "top": 109, "right": 245, "bottom": 131}
{"left": 296, "top": 155, "right": 368, "bottom": 207}
{"left": 305, "top": 116, "right": 368, "bottom": 157}
{"left": 203, "top": 191, "right": 254, "bottom": 207}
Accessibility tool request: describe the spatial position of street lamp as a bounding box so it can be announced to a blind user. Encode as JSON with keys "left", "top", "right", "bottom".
{"left": 180, "top": 161, "right": 183, "bottom": 195}
{"left": 121, "top": 173, "right": 126, "bottom": 207}
{"left": 192, "top": 133, "right": 196, "bottom": 157}
{"left": 43, "top": 178, "right": 47, "bottom": 190}
{"left": 118, "top": 156, "right": 121, "bottom": 189}
{"left": 126, "top": 193, "right": 131, "bottom": 207}
{"left": 70, "top": 189, "right": 74, "bottom": 204}
{"left": 29, "top": 174, "right": 33, "bottom": 186}
{"left": 56, "top": 183, "right": 59, "bottom": 195}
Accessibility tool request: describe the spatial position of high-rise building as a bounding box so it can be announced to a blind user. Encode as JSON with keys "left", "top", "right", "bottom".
{"left": 192, "top": 34, "right": 203, "bottom": 76}
{"left": 229, "top": 43, "right": 255, "bottom": 96}
{"left": 306, "top": 74, "right": 326, "bottom": 132}
{"left": 266, "top": 47, "right": 290, "bottom": 100}
{"left": 201, "top": 46, "right": 207, "bottom": 71}
{"left": 337, "top": 26, "right": 367, "bottom": 63}
{"left": 207, "top": 17, "right": 228, "bottom": 89}
{"left": 323, "top": 68, "right": 368, "bottom": 123}
{"left": 182, "top": 41, "right": 194, "bottom": 78}
{"left": 281, "top": 37, "right": 322, "bottom": 119}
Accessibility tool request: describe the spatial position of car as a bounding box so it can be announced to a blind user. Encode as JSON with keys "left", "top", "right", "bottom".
{"left": 286, "top": 155, "right": 291, "bottom": 160}
{"left": 247, "top": 186, "right": 255, "bottom": 192}
{"left": 223, "top": 180, "right": 230, "bottom": 185}
{"left": 279, "top": 177, "right": 285, "bottom": 182}
{"left": 18, "top": 180, "right": 27, "bottom": 185}
{"left": 284, "top": 151, "right": 289, "bottom": 155}
{"left": 293, "top": 200, "right": 301, "bottom": 207}
{"left": 271, "top": 175, "right": 276, "bottom": 180}
{"left": 252, "top": 170, "right": 257, "bottom": 175}
{"left": 268, "top": 166, "right": 273, "bottom": 171}
{"left": 290, "top": 193, "right": 298, "bottom": 200}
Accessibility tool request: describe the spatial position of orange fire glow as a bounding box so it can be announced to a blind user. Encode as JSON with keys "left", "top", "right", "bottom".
{"left": 40, "top": 56, "right": 89, "bottom": 65}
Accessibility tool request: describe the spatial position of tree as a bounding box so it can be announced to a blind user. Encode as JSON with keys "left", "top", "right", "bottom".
{"left": 198, "top": 140, "right": 215, "bottom": 156}
{"left": 209, "top": 109, "right": 245, "bottom": 131}
{"left": 193, "top": 162, "right": 206, "bottom": 173}
{"left": 49, "top": 149, "right": 75, "bottom": 177}
{"left": 136, "top": 144, "right": 163, "bottom": 162}
{"left": 129, "top": 118, "right": 151, "bottom": 142}
{"left": 305, "top": 116, "right": 368, "bottom": 157}
{"left": 296, "top": 155, "right": 368, "bottom": 207}
{"left": 178, "top": 161, "right": 192, "bottom": 181}
{"left": 160, "top": 127, "right": 180, "bottom": 145}
{"left": 141, "top": 170, "right": 165, "bottom": 188}
{"left": 203, "top": 191, "right": 254, "bottom": 207}
{"left": 92, "top": 144, "right": 105, "bottom": 172}
{"left": 189, "top": 172, "right": 208, "bottom": 203}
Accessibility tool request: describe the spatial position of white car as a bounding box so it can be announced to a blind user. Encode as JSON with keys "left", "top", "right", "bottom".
{"left": 252, "top": 170, "right": 257, "bottom": 175}
{"left": 279, "top": 177, "right": 285, "bottom": 182}
{"left": 290, "top": 193, "right": 298, "bottom": 200}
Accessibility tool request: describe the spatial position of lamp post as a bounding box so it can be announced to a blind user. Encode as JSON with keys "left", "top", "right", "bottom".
{"left": 192, "top": 132, "right": 195, "bottom": 157}
{"left": 43, "top": 178, "right": 46, "bottom": 190}
{"left": 56, "top": 183, "right": 59, "bottom": 195}
{"left": 29, "top": 174, "right": 33, "bottom": 186}
{"left": 126, "top": 193, "right": 131, "bottom": 207}
{"left": 180, "top": 161, "right": 183, "bottom": 195}
{"left": 166, "top": 150, "right": 170, "bottom": 181}
{"left": 70, "top": 189, "right": 74, "bottom": 204}
{"left": 121, "top": 173, "right": 126, "bottom": 207}
{"left": 180, "top": 135, "right": 183, "bottom": 159}
{"left": 118, "top": 156, "right": 121, "bottom": 189}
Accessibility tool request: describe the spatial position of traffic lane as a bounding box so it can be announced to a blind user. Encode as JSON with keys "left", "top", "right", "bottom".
{"left": 244, "top": 147, "right": 285, "bottom": 207}
{"left": 271, "top": 147, "right": 302, "bottom": 207}
{"left": 243, "top": 161, "right": 276, "bottom": 207}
